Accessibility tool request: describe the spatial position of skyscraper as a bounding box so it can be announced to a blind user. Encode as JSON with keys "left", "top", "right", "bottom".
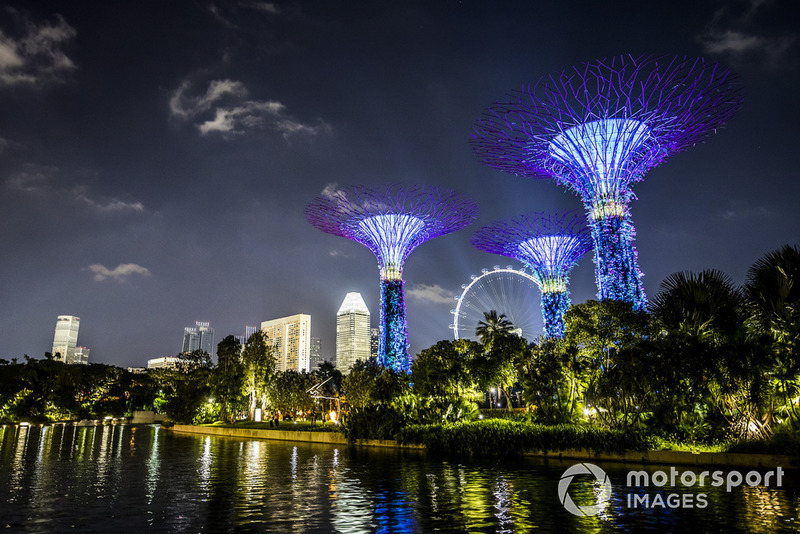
{"left": 336, "top": 292, "right": 371, "bottom": 373}
{"left": 236, "top": 325, "right": 259, "bottom": 346}
{"left": 181, "top": 321, "right": 215, "bottom": 357}
{"left": 260, "top": 314, "right": 311, "bottom": 372}
{"left": 52, "top": 315, "right": 84, "bottom": 364}
{"left": 73, "top": 346, "right": 90, "bottom": 365}
{"left": 309, "top": 336, "right": 324, "bottom": 371}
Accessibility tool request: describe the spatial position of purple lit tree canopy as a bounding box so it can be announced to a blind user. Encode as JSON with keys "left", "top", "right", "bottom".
{"left": 471, "top": 54, "right": 743, "bottom": 309}
{"left": 305, "top": 184, "right": 479, "bottom": 372}
{"left": 471, "top": 211, "right": 592, "bottom": 338}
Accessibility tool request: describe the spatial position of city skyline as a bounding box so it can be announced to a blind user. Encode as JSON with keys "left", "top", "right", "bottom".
{"left": 1, "top": 1, "right": 797, "bottom": 367}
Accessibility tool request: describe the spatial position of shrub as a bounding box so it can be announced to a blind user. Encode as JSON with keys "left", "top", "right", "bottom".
{"left": 396, "top": 419, "right": 656, "bottom": 456}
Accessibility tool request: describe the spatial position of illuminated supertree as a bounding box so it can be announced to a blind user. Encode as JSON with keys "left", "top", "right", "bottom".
{"left": 471, "top": 54, "right": 743, "bottom": 308}
{"left": 305, "top": 184, "right": 479, "bottom": 372}
{"left": 471, "top": 211, "right": 592, "bottom": 338}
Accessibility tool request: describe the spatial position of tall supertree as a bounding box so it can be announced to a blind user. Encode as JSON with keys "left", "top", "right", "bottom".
{"left": 471, "top": 211, "right": 592, "bottom": 338}
{"left": 305, "top": 184, "right": 479, "bottom": 372}
{"left": 471, "top": 54, "right": 743, "bottom": 309}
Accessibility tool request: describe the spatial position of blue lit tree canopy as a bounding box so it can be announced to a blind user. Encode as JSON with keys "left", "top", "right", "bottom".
{"left": 471, "top": 54, "right": 743, "bottom": 309}
{"left": 305, "top": 184, "right": 479, "bottom": 372}
{"left": 471, "top": 211, "right": 592, "bottom": 338}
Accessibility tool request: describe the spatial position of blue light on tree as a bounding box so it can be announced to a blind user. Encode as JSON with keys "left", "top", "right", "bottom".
{"left": 472, "top": 54, "right": 743, "bottom": 308}
{"left": 305, "top": 184, "right": 479, "bottom": 372}
{"left": 471, "top": 211, "right": 592, "bottom": 338}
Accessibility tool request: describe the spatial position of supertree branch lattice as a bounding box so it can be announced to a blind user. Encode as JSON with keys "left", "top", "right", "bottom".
{"left": 305, "top": 184, "right": 479, "bottom": 372}
{"left": 471, "top": 211, "right": 592, "bottom": 338}
{"left": 471, "top": 54, "right": 743, "bottom": 308}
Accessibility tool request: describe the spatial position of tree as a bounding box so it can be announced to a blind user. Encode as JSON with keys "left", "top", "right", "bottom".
{"left": 269, "top": 370, "right": 315, "bottom": 417}
{"left": 214, "top": 335, "right": 246, "bottom": 424}
{"left": 412, "top": 339, "right": 482, "bottom": 400}
{"left": 520, "top": 337, "right": 589, "bottom": 424}
{"left": 156, "top": 351, "right": 214, "bottom": 423}
{"left": 744, "top": 245, "right": 800, "bottom": 429}
{"left": 564, "top": 299, "right": 653, "bottom": 428}
{"left": 475, "top": 310, "right": 514, "bottom": 352}
{"left": 651, "top": 270, "right": 768, "bottom": 440}
{"left": 241, "top": 331, "right": 276, "bottom": 420}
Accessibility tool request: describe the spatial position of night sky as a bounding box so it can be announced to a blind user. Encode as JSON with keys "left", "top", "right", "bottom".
{"left": 1, "top": 1, "right": 797, "bottom": 368}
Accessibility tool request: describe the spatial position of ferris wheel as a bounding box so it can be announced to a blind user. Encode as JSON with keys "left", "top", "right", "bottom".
{"left": 450, "top": 265, "right": 542, "bottom": 342}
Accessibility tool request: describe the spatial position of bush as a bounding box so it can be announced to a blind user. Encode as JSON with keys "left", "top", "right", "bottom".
{"left": 396, "top": 419, "right": 656, "bottom": 456}
{"left": 340, "top": 405, "right": 406, "bottom": 443}
{"left": 727, "top": 426, "right": 800, "bottom": 456}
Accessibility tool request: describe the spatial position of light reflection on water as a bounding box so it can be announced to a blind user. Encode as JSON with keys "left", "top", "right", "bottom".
{"left": 0, "top": 424, "right": 799, "bottom": 532}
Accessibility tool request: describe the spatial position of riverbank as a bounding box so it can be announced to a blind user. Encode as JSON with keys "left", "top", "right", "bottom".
{"left": 168, "top": 424, "right": 800, "bottom": 469}
{"left": 169, "top": 424, "right": 425, "bottom": 450}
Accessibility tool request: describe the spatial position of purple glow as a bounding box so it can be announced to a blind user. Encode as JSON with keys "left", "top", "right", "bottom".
{"left": 471, "top": 211, "right": 591, "bottom": 337}
{"left": 305, "top": 183, "right": 479, "bottom": 371}
{"left": 471, "top": 54, "right": 743, "bottom": 307}
{"left": 357, "top": 213, "right": 426, "bottom": 279}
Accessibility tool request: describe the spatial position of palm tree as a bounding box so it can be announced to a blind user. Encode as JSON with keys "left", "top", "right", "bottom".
{"left": 475, "top": 310, "right": 514, "bottom": 352}
{"left": 650, "top": 269, "right": 744, "bottom": 341}
{"left": 744, "top": 245, "right": 800, "bottom": 428}
{"left": 475, "top": 310, "right": 517, "bottom": 411}
{"left": 651, "top": 269, "right": 767, "bottom": 440}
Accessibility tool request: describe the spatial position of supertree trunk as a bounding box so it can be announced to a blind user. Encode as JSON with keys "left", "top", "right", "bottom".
{"left": 589, "top": 211, "right": 645, "bottom": 308}
{"left": 379, "top": 278, "right": 410, "bottom": 372}
{"left": 541, "top": 289, "right": 570, "bottom": 338}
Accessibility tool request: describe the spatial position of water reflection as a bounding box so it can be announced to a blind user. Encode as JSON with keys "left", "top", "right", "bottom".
{"left": 1, "top": 425, "right": 799, "bottom": 532}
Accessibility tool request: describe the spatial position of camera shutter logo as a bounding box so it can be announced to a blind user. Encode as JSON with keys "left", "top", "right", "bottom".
{"left": 558, "top": 463, "right": 612, "bottom": 516}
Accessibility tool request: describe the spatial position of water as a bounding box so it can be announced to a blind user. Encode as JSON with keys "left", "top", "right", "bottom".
{"left": 1, "top": 424, "right": 798, "bottom": 533}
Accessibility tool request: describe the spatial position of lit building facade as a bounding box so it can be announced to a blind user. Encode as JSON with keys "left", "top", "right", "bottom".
{"left": 52, "top": 315, "right": 85, "bottom": 364}
{"left": 336, "top": 292, "right": 371, "bottom": 373}
{"left": 370, "top": 328, "right": 379, "bottom": 359}
{"left": 147, "top": 356, "right": 182, "bottom": 370}
{"left": 182, "top": 321, "right": 215, "bottom": 356}
{"left": 309, "top": 336, "right": 324, "bottom": 371}
{"left": 72, "top": 346, "right": 90, "bottom": 365}
{"left": 261, "top": 314, "right": 311, "bottom": 372}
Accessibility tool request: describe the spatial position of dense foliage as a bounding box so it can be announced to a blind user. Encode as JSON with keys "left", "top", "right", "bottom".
{"left": 397, "top": 420, "right": 657, "bottom": 456}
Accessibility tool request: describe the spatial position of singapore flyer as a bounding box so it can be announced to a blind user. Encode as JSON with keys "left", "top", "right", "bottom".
{"left": 450, "top": 265, "right": 542, "bottom": 342}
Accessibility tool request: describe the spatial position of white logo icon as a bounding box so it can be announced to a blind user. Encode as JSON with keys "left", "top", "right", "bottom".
{"left": 558, "top": 463, "right": 612, "bottom": 516}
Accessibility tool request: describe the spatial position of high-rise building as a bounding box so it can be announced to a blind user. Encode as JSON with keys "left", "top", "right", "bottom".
{"left": 308, "top": 336, "right": 324, "bottom": 371}
{"left": 73, "top": 346, "right": 90, "bottom": 365}
{"left": 182, "top": 321, "right": 214, "bottom": 357}
{"left": 370, "top": 328, "right": 379, "bottom": 359}
{"left": 260, "top": 314, "right": 311, "bottom": 372}
{"left": 52, "top": 315, "right": 87, "bottom": 364}
{"left": 147, "top": 356, "right": 181, "bottom": 370}
{"left": 235, "top": 325, "right": 259, "bottom": 346}
{"left": 336, "top": 292, "right": 371, "bottom": 373}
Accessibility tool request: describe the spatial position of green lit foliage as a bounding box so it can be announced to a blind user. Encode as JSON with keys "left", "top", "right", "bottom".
{"left": 474, "top": 311, "right": 526, "bottom": 409}
{"left": 397, "top": 419, "right": 656, "bottom": 456}
{"left": 651, "top": 270, "right": 769, "bottom": 441}
{"left": 744, "top": 245, "right": 800, "bottom": 430}
{"left": 564, "top": 299, "right": 653, "bottom": 429}
{"left": 268, "top": 370, "right": 316, "bottom": 417}
{"left": 241, "top": 331, "right": 277, "bottom": 420}
{"left": 154, "top": 350, "right": 213, "bottom": 423}
{"left": 0, "top": 358, "right": 156, "bottom": 422}
{"left": 340, "top": 358, "right": 410, "bottom": 441}
{"left": 519, "top": 337, "right": 589, "bottom": 424}
{"left": 408, "top": 339, "right": 483, "bottom": 425}
{"left": 214, "top": 335, "right": 246, "bottom": 424}
{"left": 412, "top": 339, "right": 483, "bottom": 400}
